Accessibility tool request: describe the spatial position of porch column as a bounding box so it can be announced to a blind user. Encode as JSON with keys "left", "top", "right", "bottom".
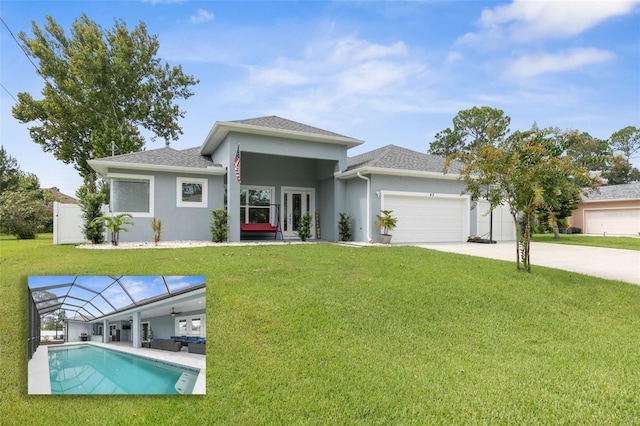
{"left": 228, "top": 145, "right": 241, "bottom": 242}
{"left": 132, "top": 311, "right": 141, "bottom": 348}
{"left": 103, "top": 319, "right": 109, "bottom": 343}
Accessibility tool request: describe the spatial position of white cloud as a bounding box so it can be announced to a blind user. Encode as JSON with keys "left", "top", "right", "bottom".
{"left": 460, "top": 0, "right": 638, "bottom": 45}
{"left": 445, "top": 51, "right": 463, "bottom": 65}
{"left": 248, "top": 66, "right": 310, "bottom": 86}
{"left": 143, "top": 0, "right": 186, "bottom": 4}
{"left": 329, "top": 37, "right": 408, "bottom": 64}
{"left": 503, "top": 48, "right": 615, "bottom": 78}
{"left": 228, "top": 35, "right": 428, "bottom": 120}
{"left": 190, "top": 9, "right": 215, "bottom": 24}
{"left": 336, "top": 60, "right": 424, "bottom": 94}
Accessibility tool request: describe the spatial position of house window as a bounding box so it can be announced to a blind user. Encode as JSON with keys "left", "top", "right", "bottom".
{"left": 175, "top": 314, "right": 206, "bottom": 337}
{"left": 109, "top": 173, "right": 154, "bottom": 217}
{"left": 240, "top": 187, "right": 274, "bottom": 224}
{"left": 190, "top": 318, "right": 201, "bottom": 334}
{"left": 177, "top": 319, "right": 187, "bottom": 335}
{"left": 177, "top": 177, "right": 208, "bottom": 208}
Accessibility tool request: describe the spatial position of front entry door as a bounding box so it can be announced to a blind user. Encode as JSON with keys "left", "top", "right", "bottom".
{"left": 282, "top": 188, "right": 315, "bottom": 239}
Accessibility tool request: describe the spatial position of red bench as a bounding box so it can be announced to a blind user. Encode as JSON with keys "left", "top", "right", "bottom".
{"left": 240, "top": 223, "right": 280, "bottom": 239}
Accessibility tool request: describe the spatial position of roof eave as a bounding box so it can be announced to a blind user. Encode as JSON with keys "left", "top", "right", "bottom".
{"left": 200, "top": 121, "right": 364, "bottom": 155}
{"left": 335, "top": 166, "right": 462, "bottom": 180}
{"left": 88, "top": 159, "right": 226, "bottom": 176}
{"left": 580, "top": 197, "right": 640, "bottom": 203}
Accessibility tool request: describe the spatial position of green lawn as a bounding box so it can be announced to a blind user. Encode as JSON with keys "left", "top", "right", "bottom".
{"left": 532, "top": 233, "right": 640, "bottom": 251}
{"left": 2, "top": 236, "right": 639, "bottom": 424}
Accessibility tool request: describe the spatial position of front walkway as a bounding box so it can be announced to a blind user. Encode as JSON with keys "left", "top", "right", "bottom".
{"left": 412, "top": 241, "right": 640, "bottom": 285}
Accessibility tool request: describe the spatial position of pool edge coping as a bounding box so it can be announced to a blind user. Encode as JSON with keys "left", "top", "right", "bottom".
{"left": 28, "top": 342, "right": 206, "bottom": 395}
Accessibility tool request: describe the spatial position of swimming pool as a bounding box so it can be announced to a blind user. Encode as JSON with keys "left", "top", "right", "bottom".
{"left": 48, "top": 345, "right": 199, "bottom": 394}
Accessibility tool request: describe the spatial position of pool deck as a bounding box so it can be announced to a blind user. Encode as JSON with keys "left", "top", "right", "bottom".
{"left": 28, "top": 341, "right": 206, "bottom": 395}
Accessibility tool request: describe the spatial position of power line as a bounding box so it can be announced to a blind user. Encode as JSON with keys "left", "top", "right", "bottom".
{"left": 0, "top": 82, "right": 18, "bottom": 103}
{"left": 0, "top": 16, "right": 40, "bottom": 74}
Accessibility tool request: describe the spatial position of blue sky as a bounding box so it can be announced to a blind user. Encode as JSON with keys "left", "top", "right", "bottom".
{"left": 1, "top": 1, "right": 638, "bottom": 196}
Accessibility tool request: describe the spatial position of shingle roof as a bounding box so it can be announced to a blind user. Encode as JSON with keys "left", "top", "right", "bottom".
{"left": 231, "top": 115, "right": 360, "bottom": 141}
{"left": 583, "top": 183, "right": 640, "bottom": 201}
{"left": 97, "top": 146, "right": 216, "bottom": 169}
{"left": 347, "top": 144, "right": 463, "bottom": 174}
{"left": 45, "top": 188, "right": 79, "bottom": 204}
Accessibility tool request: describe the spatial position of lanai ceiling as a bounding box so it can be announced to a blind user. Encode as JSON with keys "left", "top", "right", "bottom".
{"left": 28, "top": 276, "right": 206, "bottom": 322}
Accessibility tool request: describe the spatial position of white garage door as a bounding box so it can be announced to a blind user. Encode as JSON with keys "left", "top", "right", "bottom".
{"left": 382, "top": 192, "right": 469, "bottom": 243}
{"left": 584, "top": 208, "right": 640, "bottom": 236}
{"left": 477, "top": 200, "right": 516, "bottom": 241}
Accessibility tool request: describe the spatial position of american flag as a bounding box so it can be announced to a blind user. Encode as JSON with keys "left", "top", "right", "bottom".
{"left": 234, "top": 145, "right": 241, "bottom": 184}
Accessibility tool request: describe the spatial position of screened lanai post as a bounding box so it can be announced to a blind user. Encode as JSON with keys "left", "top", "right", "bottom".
{"left": 103, "top": 319, "right": 109, "bottom": 343}
{"left": 132, "top": 311, "right": 141, "bottom": 348}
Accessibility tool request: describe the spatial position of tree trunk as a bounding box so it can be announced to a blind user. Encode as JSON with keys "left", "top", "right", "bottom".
{"left": 524, "top": 213, "right": 531, "bottom": 272}
{"left": 512, "top": 212, "right": 522, "bottom": 270}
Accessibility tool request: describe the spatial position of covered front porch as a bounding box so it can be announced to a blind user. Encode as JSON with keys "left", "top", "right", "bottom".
{"left": 227, "top": 151, "right": 346, "bottom": 242}
{"left": 200, "top": 116, "right": 362, "bottom": 243}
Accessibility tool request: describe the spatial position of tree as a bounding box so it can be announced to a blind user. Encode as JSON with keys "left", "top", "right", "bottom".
{"left": 453, "top": 106, "right": 511, "bottom": 151}
{"left": 0, "top": 146, "right": 22, "bottom": 195}
{"left": 610, "top": 126, "right": 640, "bottom": 161}
{"left": 602, "top": 154, "right": 637, "bottom": 185}
{"left": 0, "top": 190, "right": 50, "bottom": 239}
{"left": 43, "top": 309, "right": 66, "bottom": 338}
{"left": 446, "top": 128, "right": 596, "bottom": 272}
{"left": 429, "top": 106, "right": 511, "bottom": 156}
{"left": 428, "top": 128, "right": 465, "bottom": 157}
{"left": 12, "top": 14, "right": 199, "bottom": 191}
{"left": 562, "top": 130, "right": 611, "bottom": 172}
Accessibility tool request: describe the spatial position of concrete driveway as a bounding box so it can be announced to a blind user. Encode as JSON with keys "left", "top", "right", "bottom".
{"left": 413, "top": 241, "right": 640, "bottom": 285}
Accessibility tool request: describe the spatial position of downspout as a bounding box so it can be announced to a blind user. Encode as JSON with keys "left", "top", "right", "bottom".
{"left": 357, "top": 173, "right": 373, "bottom": 243}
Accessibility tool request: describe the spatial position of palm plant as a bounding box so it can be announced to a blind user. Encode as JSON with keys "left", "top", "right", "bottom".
{"left": 375, "top": 209, "right": 398, "bottom": 235}
{"left": 150, "top": 217, "right": 163, "bottom": 246}
{"left": 91, "top": 213, "right": 133, "bottom": 246}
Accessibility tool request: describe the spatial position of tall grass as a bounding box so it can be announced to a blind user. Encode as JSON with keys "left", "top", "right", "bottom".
{"left": 1, "top": 237, "right": 639, "bottom": 424}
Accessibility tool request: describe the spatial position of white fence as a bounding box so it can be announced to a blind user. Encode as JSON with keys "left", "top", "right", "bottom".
{"left": 53, "top": 202, "right": 110, "bottom": 244}
{"left": 53, "top": 202, "right": 88, "bottom": 245}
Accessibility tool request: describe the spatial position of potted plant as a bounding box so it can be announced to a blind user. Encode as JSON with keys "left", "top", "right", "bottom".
{"left": 375, "top": 209, "right": 398, "bottom": 244}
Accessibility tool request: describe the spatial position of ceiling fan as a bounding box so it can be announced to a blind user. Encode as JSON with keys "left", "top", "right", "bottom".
{"left": 170, "top": 307, "right": 182, "bottom": 317}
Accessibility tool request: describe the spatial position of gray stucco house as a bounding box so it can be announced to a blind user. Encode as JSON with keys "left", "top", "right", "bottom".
{"left": 88, "top": 116, "right": 510, "bottom": 244}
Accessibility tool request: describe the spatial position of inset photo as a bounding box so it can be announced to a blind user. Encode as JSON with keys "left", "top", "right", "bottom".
{"left": 27, "top": 275, "right": 206, "bottom": 395}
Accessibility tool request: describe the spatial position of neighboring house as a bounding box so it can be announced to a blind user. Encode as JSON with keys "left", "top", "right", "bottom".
{"left": 88, "top": 115, "right": 511, "bottom": 244}
{"left": 45, "top": 187, "right": 79, "bottom": 204}
{"left": 569, "top": 183, "right": 640, "bottom": 236}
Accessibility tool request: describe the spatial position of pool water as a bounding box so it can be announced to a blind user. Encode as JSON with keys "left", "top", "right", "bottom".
{"left": 48, "top": 345, "right": 199, "bottom": 394}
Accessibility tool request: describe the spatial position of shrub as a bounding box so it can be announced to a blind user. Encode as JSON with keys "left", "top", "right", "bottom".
{"left": 0, "top": 190, "right": 49, "bottom": 239}
{"left": 79, "top": 191, "right": 106, "bottom": 244}
{"left": 297, "top": 212, "right": 312, "bottom": 241}
{"left": 570, "top": 227, "right": 582, "bottom": 234}
{"left": 210, "top": 207, "right": 229, "bottom": 243}
{"left": 338, "top": 212, "right": 353, "bottom": 241}
{"left": 151, "top": 217, "right": 163, "bottom": 245}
